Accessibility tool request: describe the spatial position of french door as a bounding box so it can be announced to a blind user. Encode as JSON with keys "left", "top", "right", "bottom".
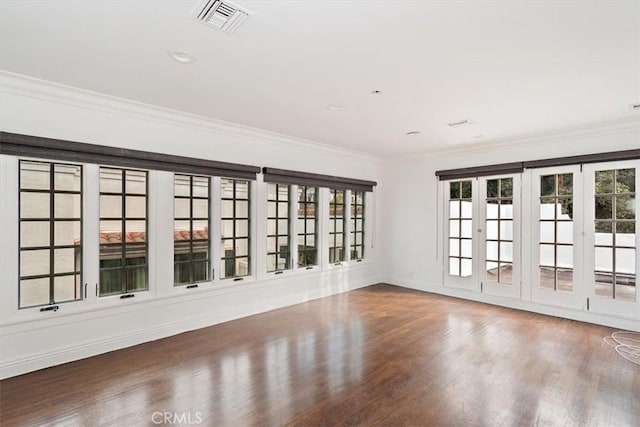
{"left": 584, "top": 160, "right": 639, "bottom": 319}
{"left": 530, "top": 166, "right": 584, "bottom": 309}
{"left": 443, "top": 175, "right": 521, "bottom": 298}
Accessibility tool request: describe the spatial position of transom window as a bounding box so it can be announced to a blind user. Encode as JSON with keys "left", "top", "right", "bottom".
{"left": 19, "top": 160, "right": 82, "bottom": 308}
{"left": 448, "top": 180, "right": 472, "bottom": 277}
{"left": 174, "top": 174, "right": 210, "bottom": 285}
{"left": 99, "top": 168, "right": 148, "bottom": 296}
{"left": 267, "top": 183, "right": 291, "bottom": 272}
{"left": 221, "top": 178, "right": 250, "bottom": 279}
{"left": 485, "top": 178, "right": 514, "bottom": 284}
{"left": 329, "top": 189, "right": 346, "bottom": 263}
{"left": 350, "top": 191, "right": 365, "bottom": 260}
{"left": 297, "top": 186, "right": 318, "bottom": 267}
{"left": 539, "top": 173, "right": 574, "bottom": 291}
{"left": 594, "top": 168, "right": 636, "bottom": 302}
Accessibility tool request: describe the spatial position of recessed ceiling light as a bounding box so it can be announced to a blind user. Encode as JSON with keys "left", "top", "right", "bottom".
{"left": 447, "top": 119, "right": 473, "bottom": 128}
{"left": 326, "top": 104, "right": 343, "bottom": 111}
{"left": 370, "top": 90, "right": 382, "bottom": 95}
{"left": 631, "top": 103, "right": 640, "bottom": 110}
{"left": 406, "top": 131, "right": 421, "bottom": 136}
{"left": 169, "top": 50, "right": 195, "bottom": 64}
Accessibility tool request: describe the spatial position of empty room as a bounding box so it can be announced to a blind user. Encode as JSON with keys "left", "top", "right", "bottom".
{"left": 0, "top": 0, "right": 639, "bottom": 426}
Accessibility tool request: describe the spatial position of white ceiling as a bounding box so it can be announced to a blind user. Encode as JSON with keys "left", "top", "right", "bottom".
{"left": 1, "top": 0, "right": 638, "bottom": 156}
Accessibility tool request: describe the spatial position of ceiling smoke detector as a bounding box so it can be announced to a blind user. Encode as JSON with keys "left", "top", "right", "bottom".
{"left": 447, "top": 119, "right": 474, "bottom": 128}
{"left": 193, "top": 0, "right": 253, "bottom": 34}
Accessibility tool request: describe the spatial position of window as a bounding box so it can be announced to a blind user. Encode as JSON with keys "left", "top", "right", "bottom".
{"left": 266, "top": 183, "right": 291, "bottom": 272}
{"left": 448, "top": 180, "right": 472, "bottom": 277}
{"left": 329, "top": 189, "right": 346, "bottom": 263}
{"left": 221, "top": 178, "right": 250, "bottom": 279}
{"left": 485, "top": 178, "right": 514, "bottom": 284}
{"left": 539, "top": 173, "right": 574, "bottom": 291}
{"left": 19, "top": 161, "right": 82, "bottom": 308}
{"left": 350, "top": 190, "right": 365, "bottom": 260}
{"left": 174, "top": 174, "right": 210, "bottom": 285}
{"left": 99, "top": 168, "right": 148, "bottom": 296}
{"left": 594, "top": 168, "right": 636, "bottom": 302}
{"left": 297, "top": 186, "right": 318, "bottom": 267}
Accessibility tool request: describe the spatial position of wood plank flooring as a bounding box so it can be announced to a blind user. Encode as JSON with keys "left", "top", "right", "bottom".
{"left": 1, "top": 284, "right": 638, "bottom": 426}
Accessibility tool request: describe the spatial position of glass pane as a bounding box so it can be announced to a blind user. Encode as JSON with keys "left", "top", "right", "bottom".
{"left": 100, "top": 221, "right": 122, "bottom": 243}
{"left": 615, "top": 248, "right": 636, "bottom": 275}
{"left": 461, "top": 239, "right": 472, "bottom": 258}
{"left": 540, "top": 222, "right": 555, "bottom": 243}
{"left": 221, "top": 220, "right": 234, "bottom": 238}
{"left": 616, "top": 168, "right": 635, "bottom": 193}
{"left": 540, "top": 244, "right": 555, "bottom": 267}
{"left": 449, "top": 239, "right": 460, "bottom": 257}
{"left": 174, "top": 198, "right": 190, "bottom": 218}
{"left": 235, "top": 257, "right": 250, "bottom": 276}
{"left": 20, "top": 278, "right": 50, "bottom": 307}
{"left": 193, "top": 199, "right": 208, "bottom": 218}
{"left": 616, "top": 222, "right": 635, "bottom": 246}
{"left": 616, "top": 195, "right": 635, "bottom": 220}
{"left": 21, "top": 161, "right": 50, "bottom": 190}
{"left": 461, "top": 181, "right": 472, "bottom": 199}
{"left": 500, "top": 178, "right": 513, "bottom": 198}
{"left": 487, "top": 180, "right": 498, "bottom": 198}
{"left": 193, "top": 221, "right": 208, "bottom": 239}
{"left": 267, "top": 201, "right": 276, "bottom": 218}
{"left": 100, "top": 195, "right": 121, "bottom": 218}
{"left": 450, "top": 182, "right": 460, "bottom": 199}
{"left": 54, "top": 221, "right": 81, "bottom": 246}
{"left": 595, "top": 170, "right": 613, "bottom": 194}
{"left": 192, "top": 177, "right": 209, "bottom": 198}
{"left": 557, "top": 199, "right": 573, "bottom": 219}
{"left": 100, "top": 269, "right": 122, "bottom": 296}
{"left": 460, "top": 259, "right": 472, "bottom": 277}
{"left": 174, "top": 175, "right": 191, "bottom": 197}
{"left": 54, "top": 274, "right": 80, "bottom": 302}
{"left": 236, "top": 220, "right": 249, "bottom": 237}
{"left": 100, "top": 168, "right": 122, "bottom": 193}
{"left": 556, "top": 268, "right": 573, "bottom": 292}
{"left": 21, "top": 221, "right": 49, "bottom": 247}
{"left": 486, "top": 200, "right": 499, "bottom": 219}
{"left": 540, "top": 197, "right": 555, "bottom": 220}
{"left": 221, "top": 200, "right": 234, "bottom": 218}
{"left": 449, "top": 201, "right": 460, "bottom": 218}
{"left": 449, "top": 258, "right": 460, "bottom": 276}
{"left": 267, "top": 236, "right": 277, "bottom": 253}
{"left": 267, "top": 219, "right": 276, "bottom": 235}
{"left": 54, "top": 248, "right": 77, "bottom": 274}
{"left": 267, "top": 183, "right": 277, "bottom": 200}
{"left": 235, "top": 181, "right": 249, "bottom": 199}
{"left": 500, "top": 200, "right": 513, "bottom": 219}
{"left": 236, "top": 201, "right": 249, "bottom": 218}
{"left": 221, "top": 179, "right": 234, "bottom": 198}
{"left": 126, "top": 267, "right": 148, "bottom": 291}
{"left": 594, "top": 221, "right": 613, "bottom": 246}
{"left": 615, "top": 276, "right": 636, "bottom": 302}
{"left": 277, "top": 219, "right": 289, "bottom": 235}
{"left": 20, "top": 249, "right": 50, "bottom": 276}
{"left": 461, "top": 220, "right": 472, "bottom": 238}
{"left": 595, "top": 276, "right": 613, "bottom": 299}
{"left": 54, "top": 164, "right": 81, "bottom": 192}
{"left": 540, "top": 175, "right": 555, "bottom": 197}
{"left": 125, "top": 170, "right": 146, "bottom": 194}
{"left": 277, "top": 202, "right": 288, "bottom": 217}
{"left": 236, "top": 239, "right": 249, "bottom": 257}
{"left": 556, "top": 245, "right": 572, "bottom": 269}
{"left": 486, "top": 241, "right": 498, "bottom": 261}
{"left": 125, "top": 221, "right": 146, "bottom": 242}
{"left": 558, "top": 174, "right": 573, "bottom": 196}
{"left": 174, "top": 262, "right": 190, "bottom": 284}
{"left": 460, "top": 201, "right": 473, "bottom": 218}
{"left": 486, "top": 220, "right": 498, "bottom": 240}
{"left": 266, "top": 254, "right": 277, "bottom": 272}
{"left": 485, "top": 261, "right": 499, "bottom": 282}
{"left": 595, "top": 196, "right": 613, "bottom": 219}
{"left": 499, "top": 242, "right": 513, "bottom": 262}
{"left": 594, "top": 247, "right": 613, "bottom": 272}
{"left": 126, "top": 196, "right": 146, "bottom": 218}
{"left": 500, "top": 220, "right": 513, "bottom": 241}
{"left": 20, "top": 192, "right": 49, "bottom": 218}
{"left": 500, "top": 263, "right": 513, "bottom": 283}
{"left": 556, "top": 221, "right": 573, "bottom": 244}
{"left": 539, "top": 266, "right": 555, "bottom": 289}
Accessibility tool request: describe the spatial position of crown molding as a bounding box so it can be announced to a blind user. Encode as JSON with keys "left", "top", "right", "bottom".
{"left": 391, "top": 116, "right": 640, "bottom": 162}
{"left": 0, "top": 71, "right": 383, "bottom": 163}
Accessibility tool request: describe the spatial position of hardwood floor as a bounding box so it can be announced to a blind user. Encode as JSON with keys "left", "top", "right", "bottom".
{"left": 1, "top": 284, "right": 638, "bottom": 426}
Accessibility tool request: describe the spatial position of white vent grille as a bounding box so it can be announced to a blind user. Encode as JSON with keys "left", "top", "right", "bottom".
{"left": 194, "top": 0, "right": 253, "bottom": 34}
{"left": 447, "top": 119, "right": 474, "bottom": 128}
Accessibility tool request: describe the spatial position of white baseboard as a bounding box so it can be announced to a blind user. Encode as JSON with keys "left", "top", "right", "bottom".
{"left": 0, "top": 279, "right": 373, "bottom": 379}
{"left": 386, "top": 278, "right": 640, "bottom": 332}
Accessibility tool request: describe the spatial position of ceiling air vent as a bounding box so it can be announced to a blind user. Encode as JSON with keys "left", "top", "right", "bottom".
{"left": 447, "top": 119, "right": 474, "bottom": 128}
{"left": 194, "top": 0, "right": 253, "bottom": 34}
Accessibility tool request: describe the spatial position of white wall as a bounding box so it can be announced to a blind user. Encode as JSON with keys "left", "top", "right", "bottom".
{"left": 382, "top": 120, "right": 640, "bottom": 331}
{"left": 0, "top": 72, "right": 385, "bottom": 379}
